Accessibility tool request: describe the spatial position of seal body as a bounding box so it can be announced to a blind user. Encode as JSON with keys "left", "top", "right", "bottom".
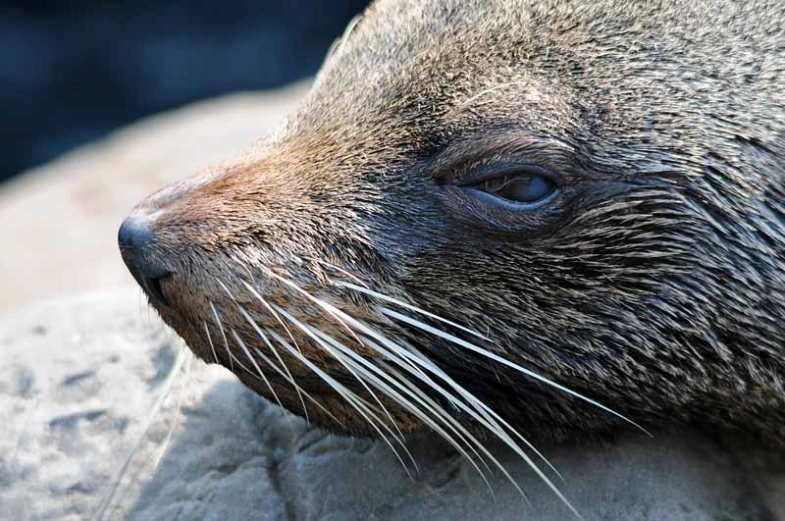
{"left": 120, "top": 0, "right": 785, "bottom": 446}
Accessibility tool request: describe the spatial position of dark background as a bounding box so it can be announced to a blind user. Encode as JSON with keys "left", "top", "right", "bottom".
{"left": 0, "top": 0, "right": 370, "bottom": 183}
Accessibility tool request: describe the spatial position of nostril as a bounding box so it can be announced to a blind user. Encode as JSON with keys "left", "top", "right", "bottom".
{"left": 118, "top": 215, "right": 155, "bottom": 251}
{"left": 118, "top": 215, "right": 173, "bottom": 308}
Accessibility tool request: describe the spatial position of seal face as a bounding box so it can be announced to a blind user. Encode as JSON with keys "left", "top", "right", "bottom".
{"left": 120, "top": 0, "right": 785, "bottom": 452}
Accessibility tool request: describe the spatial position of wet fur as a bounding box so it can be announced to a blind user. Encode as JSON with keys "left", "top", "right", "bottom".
{"left": 123, "top": 0, "right": 785, "bottom": 447}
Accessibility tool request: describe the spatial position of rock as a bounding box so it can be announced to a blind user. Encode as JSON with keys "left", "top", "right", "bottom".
{"left": 1, "top": 291, "right": 783, "bottom": 521}
{"left": 0, "top": 82, "right": 308, "bottom": 313}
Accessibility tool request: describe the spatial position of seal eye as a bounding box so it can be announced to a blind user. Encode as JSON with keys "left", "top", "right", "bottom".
{"left": 472, "top": 169, "right": 556, "bottom": 206}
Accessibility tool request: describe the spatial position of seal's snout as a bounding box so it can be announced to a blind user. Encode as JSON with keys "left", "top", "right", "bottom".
{"left": 118, "top": 215, "right": 155, "bottom": 252}
{"left": 119, "top": 215, "right": 172, "bottom": 308}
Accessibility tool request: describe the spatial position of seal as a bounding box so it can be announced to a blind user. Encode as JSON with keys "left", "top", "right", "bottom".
{"left": 118, "top": 0, "right": 785, "bottom": 496}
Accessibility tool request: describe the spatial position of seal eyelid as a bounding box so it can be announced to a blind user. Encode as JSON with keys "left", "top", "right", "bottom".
{"left": 465, "top": 166, "right": 559, "bottom": 209}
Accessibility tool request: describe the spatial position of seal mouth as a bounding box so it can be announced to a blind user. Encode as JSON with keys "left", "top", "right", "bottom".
{"left": 139, "top": 272, "right": 171, "bottom": 308}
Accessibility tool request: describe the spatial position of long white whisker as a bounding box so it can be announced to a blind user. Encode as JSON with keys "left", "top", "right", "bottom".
{"left": 152, "top": 351, "right": 193, "bottom": 469}
{"left": 237, "top": 280, "right": 311, "bottom": 424}
{"left": 254, "top": 275, "right": 369, "bottom": 352}
{"left": 337, "top": 320, "right": 571, "bottom": 509}
{"left": 360, "top": 331, "right": 563, "bottom": 482}
{"left": 379, "top": 360, "right": 536, "bottom": 499}
{"left": 265, "top": 271, "right": 580, "bottom": 515}
{"left": 203, "top": 321, "right": 220, "bottom": 364}
{"left": 317, "top": 259, "right": 371, "bottom": 288}
{"left": 209, "top": 300, "right": 233, "bottom": 372}
{"left": 265, "top": 329, "right": 416, "bottom": 480}
{"left": 320, "top": 275, "right": 597, "bottom": 477}
{"left": 335, "top": 273, "right": 644, "bottom": 438}
{"left": 240, "top": 280, "right": 302, "bottom": 353}
{"left": 336, "top": 281, "right": 490, "bottom": 341}
{"left": 230, "top": 329, "right": 294, "bottom": 431}
{"left": 307, "top": 325, "right": 497, "bottom": 488}
{"left": 394, "top": 341, "right": 564, "bottom": 480}
{"left": 241, "top": 273, "right": 311, "bottom": 424}
{"left": 269, "top": 272, "right": 544, "bottom": 454}
{"left": 106, "top": 351, "right": 194, "bottom": 520}
{"left": 252, "top": 340, "right": 345, "bottom": 428}
{"left": 264, "top": 280, "right": 493, "bottom": 480}
{"left": 91, "top": 344, "right": 188, "bottom": 521}
{"left": 226, "top": 311, "right": 343, "bottom": 426}
{"left": 271, "top": 303, "right": 410, "bottom": 447}
{"left": 375, "top": 360, "right": 496, "bottom": 471}
{"left": 311, "top": 318, "right": 553, "bottom": 506}
{"left": 265, "top": 271, "right": 420, "bottom": 367}
{"left": 361, "top": 335, "right": 579, "bottom": 514}
{"left": 235, "top": 304, "right": 310, "bottom": 423}
{"left": 357, "top": 332, "right": 559, "bottom": 479}
{"left": 220, "top": 337, "right": 306, "bottom": 430}
{"left": 381, "top": 306, "right": 649, "bottom": 437}
{"left": 213, "top": 278, "right": 311, "bottom": 424}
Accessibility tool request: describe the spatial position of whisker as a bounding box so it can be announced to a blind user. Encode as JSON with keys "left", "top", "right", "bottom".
{"left": 335, "top": 275, "right": 641, "bottom": 435}
{"left": 356, "top": 334, "right": 578, "bottom": 514}
{"left": 333, "top": 271, "right": 644, "bottom": 437}
{"left": 380, "top": 306, "right": 649, "bottom": 436}
{"left": 308, "top": 318, "right": 549, "bottom": 505}
{"left": 358, "top": 332, "right": 559, "bottom": 479}
{"left": 209, "top": 300, "right": 233, "bottom": 372}
{"left": 239, "top": 279, "right": 313, "bottom": 425}
{"left": 303, "top": 304, "right": 569, "bottom": 508}
{"left": 265, "top": 271, "right": 418, "bottom": 367}
{"left": 152, "top": 351, "right": 193, "bottom": 469}
{"left": 91, "top": 344, "right": 189, "bottom": 521}
{"left": 240, "top": 280, "right": 303, "bottom": 355}
{"left": 265, "top": 329, "right": 416, "bottom": 480}
{"left": 249, "top": 275, "right": 366, "bottom": 355}
{"left": 235, "top": 304, "right": 310, "bottom": 423}
{"left": 307, "top": 325, "right": 497, "bottom": 487}
{"left": 231, "top": 309, "right": 345, "bottom": 427}
{"left": 270, "top": 302, "right": 409, "bottom": 446}
{"left": 318, "top": 260, "right": 371, "bottom": 288}
{"left": 362, "top": 332, "right": 560, "bottom": 483}
{"left": 458, "top": 81, "right": 532, "bottom": 110}
{"left": 213, "top": 277, "right": 311, "bottom": 424}
{"left": 203, "top": 321, "right": 220, "bottom": 364}
{"left": 336, "top": 281, "right": 490, "bottom": 341}
{"left": 262, "top": 271, "right": 579, "bottom": 515}
{"left": 395, "top": 341, "right": 563, "bottom": 480}
{"left": 252, "top": 341, "right": 346, "bottom": 428}
{"left": 379, "top": 360, "right": 529, "bottom": 498}
{"left": 217, "top": 333, "right": 285, "bottom": 404}
{"left": 230, "top": 328, "right": 294, "bottom": 431}
{"left": 105, "top": 351, "right": 194, "bottom": 520}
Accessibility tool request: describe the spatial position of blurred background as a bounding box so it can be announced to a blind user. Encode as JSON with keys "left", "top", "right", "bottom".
{"left": 0, "top": 0, "right": 370, "bottom": 312}
{"left": 0, "top": 0, "right": 370, "bottom": 183}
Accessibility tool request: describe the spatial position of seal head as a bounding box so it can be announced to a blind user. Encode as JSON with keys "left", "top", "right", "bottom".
{"left": 120, "top": 0, "right": 785, "bottom": 446}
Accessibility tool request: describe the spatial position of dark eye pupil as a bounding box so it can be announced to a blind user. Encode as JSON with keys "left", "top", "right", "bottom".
{"left": 480, "top": 173, "right": 554, "bottom": 203}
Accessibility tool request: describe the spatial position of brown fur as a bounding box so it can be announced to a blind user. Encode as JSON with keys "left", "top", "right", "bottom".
{"left": 121, "top": 0, "right": 785, "bottom": 445}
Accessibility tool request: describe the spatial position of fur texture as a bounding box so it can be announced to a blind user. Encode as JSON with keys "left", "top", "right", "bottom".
{"left": 121, "top": 0, "right": 785, "bottom": 445}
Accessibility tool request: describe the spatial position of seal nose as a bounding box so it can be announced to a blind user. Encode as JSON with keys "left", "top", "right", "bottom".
{"left": 118, "top": 215, "right": 155, "bottom": 252}
{"left": 118, "top": 215, "right": 172, "bottom": 307}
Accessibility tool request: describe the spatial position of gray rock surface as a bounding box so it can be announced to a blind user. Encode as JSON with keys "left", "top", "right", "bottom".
{"left": 2, "top": 291, "right": 784, "bottom": 520}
